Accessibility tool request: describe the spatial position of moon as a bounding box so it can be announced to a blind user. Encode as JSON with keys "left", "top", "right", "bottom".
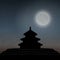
{"left": 35, "top": 11, "right": 51, "bottom": 27}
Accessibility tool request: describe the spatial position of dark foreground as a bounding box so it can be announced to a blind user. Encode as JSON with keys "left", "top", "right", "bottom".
{"left": 0, "top": 48, "right": 60, "bottom": 56}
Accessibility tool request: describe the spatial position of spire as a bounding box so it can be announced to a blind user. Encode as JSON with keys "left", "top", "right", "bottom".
{"left": 29, "top": 26, "right": 31, "bottom": 31}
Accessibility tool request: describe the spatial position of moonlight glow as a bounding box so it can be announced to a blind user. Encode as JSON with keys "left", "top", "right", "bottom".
{"left": 35, "top": 11, "right": 51, "bottom": 27}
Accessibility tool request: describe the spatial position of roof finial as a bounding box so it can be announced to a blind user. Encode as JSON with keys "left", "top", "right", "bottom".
{"left": 29, "top": 26, "right": 31, "bottom": 31}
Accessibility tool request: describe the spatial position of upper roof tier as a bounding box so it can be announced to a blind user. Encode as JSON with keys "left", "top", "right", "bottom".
{"left": 24, "top": 27, "right": 37, "bottom": 36}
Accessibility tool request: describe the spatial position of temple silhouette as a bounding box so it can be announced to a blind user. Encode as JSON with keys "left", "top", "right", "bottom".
{"left": 1, "top": 27, "right": 60, "bottom": 55}
{"left": 18, "top": 27, "right": 42, "bottom": 49}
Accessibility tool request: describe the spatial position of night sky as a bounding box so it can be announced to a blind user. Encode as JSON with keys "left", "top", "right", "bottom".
{"left": 0, "top": 0, "right": 60, "bottom": 53}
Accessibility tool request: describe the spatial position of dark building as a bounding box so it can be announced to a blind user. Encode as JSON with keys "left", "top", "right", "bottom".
{"left": 18, "top": 27, "right": 42, "bottom": 49}
{"left": 0, "top": 27, "right": 60, "bottom": 55}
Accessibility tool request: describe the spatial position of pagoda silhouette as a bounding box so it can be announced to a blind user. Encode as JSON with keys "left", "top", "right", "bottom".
{"left": 1, "top": 27, "right": 60, "bottom": 55}
{"left": 18, "top": 27, "right": 42, "bottom": 49}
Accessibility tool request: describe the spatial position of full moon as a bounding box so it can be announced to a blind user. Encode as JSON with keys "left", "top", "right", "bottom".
{"left": 35, "top": 11, "right": 51, "bottom": 27}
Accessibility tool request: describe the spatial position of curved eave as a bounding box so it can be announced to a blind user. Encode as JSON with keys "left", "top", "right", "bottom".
{"left": 20, "top": 37, "right": 40, "bottom": 41}
{"left": 24, "top": 31, "right": 37, "bottom": 36}
{"left": 18, "top": 43, "right": 23, "bottom": 46}
{"left": 35, "top": 37, "right": 40, "bottom": 40}
{"left": 20, "top": 38, "right": 25, "bottom": 40}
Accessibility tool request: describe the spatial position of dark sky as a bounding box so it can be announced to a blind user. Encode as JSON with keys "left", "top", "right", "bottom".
{"left": 0, "top": 0, "right": 60, "bottom": 52}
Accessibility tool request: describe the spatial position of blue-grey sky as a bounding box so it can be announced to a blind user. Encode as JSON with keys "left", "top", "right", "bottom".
{"left": 0, "top": 0, "right": 60, "bottom": 52}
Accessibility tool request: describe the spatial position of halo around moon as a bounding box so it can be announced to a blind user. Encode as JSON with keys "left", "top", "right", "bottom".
{"left": 35, "top": 11, "right": 51, "bottom": 27}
